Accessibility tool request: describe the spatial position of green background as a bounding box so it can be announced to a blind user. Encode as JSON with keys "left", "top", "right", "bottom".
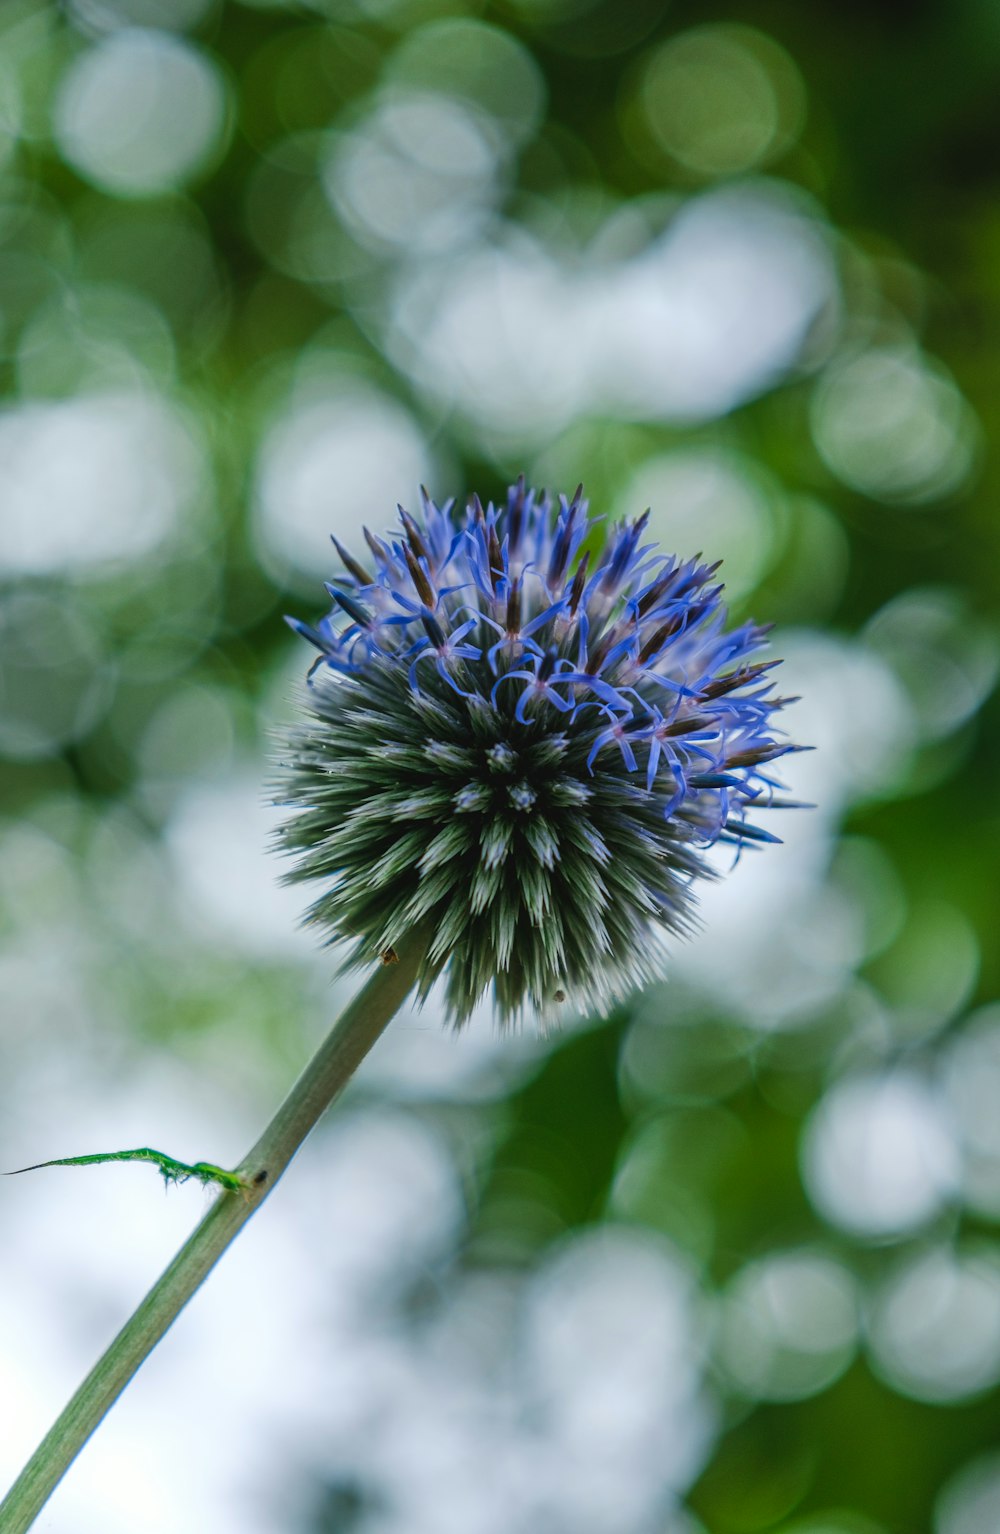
{"left": 1, "top": 1, "right": 998, "bottom": 1531}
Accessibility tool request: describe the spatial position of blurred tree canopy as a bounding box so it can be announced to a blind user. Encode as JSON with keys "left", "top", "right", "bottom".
{"left": 1, "top": 1, "right": 999, "bottom": 1532}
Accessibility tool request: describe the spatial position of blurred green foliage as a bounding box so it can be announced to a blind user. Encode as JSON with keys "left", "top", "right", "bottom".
{"left": 2, "top": 0, "right": 1000, "bottom": 1531}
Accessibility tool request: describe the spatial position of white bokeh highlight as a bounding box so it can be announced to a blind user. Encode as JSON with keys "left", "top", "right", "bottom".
{"left": 867, "top": 1246, "right": 1000, "bottom": 1403}
{"left": 54, "top": 30, "right": 229, "bottom": 197}
{"left": 941, "top": 1007, "right": 1000, "bottom": 1219}
{"left": 390, "top": 184, "right": 836, "bottom": 442}
{"left": 637, "top": 25, "right": 806, "bottom": 178}
{"left": 0, "top": 390, "right": 205, "bottom": 577}
{"left": 326, "top": 92, "right": 504, "bottom": 254}
{"left": 166, "top": 768, "right": 318, "bottom": 962}
{"left": 620, "top": 449, "right": 783, "bottom": 601}
{"left": 801, "top": 1073, "right": 959, "bottom": 1239}
{"left": 811, "top": 347, "right": 979, "bottom": 506}
{"left": 253, "top": 389, "right": 434, "bottom": 584}
{"left": 717, "top": 1249, "right": 858, "bottom": 1401}
{"left": 667, "top": 631, "right": 916, "bottom": 1027}
{"left": 936, "top": 1452, "right": 1000, "bottom": 1534}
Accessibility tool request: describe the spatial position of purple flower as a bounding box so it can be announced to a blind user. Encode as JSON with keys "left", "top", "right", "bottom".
{"left": 278, "top": 480, "right": 802, "bottom": 1023}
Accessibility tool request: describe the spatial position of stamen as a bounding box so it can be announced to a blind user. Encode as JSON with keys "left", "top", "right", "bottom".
{"left": 568, "top": 551, "right": 590, "bottom": 615}
{"left": 363, "top": 526, "right": 390, "bottom": 565}
{"left": 508, "top": 473, "right": 526, "bottom": 554}
{"left": 505, "top": 579, "right": 522, "bottom": 634}
{"left": 398, "top": 506, "right": 430, "bottom": 562}
{"left": 422, "top": 613, "right": 446, "bottom": 649}
{"left": 487, "top": 522, "right": 504, "bottom": 591}
{"left": 404, "top": 545, "right": 436, "bottom": 608}
{"left": 638, "top": 614, "right": 684, "bottom": 664}
{"left": 331, "top": 536, "right": 373, "bottom": 587}
{"left": 328, "top": 588, "right": 372, "bottom": 627}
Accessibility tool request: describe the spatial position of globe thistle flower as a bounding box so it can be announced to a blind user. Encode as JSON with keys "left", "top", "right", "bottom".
{"left": 277, "top": 479, "right": 800, "bottom": 1024}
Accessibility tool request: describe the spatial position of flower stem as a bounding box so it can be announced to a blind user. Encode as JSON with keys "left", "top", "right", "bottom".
{"left": 0, "top": 934, "right": 426, "bottom": 1534}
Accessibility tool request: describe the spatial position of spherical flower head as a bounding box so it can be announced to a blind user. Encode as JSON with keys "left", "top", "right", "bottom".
{"left": 277, "top": 480, "right": 801, "bottom": 1025}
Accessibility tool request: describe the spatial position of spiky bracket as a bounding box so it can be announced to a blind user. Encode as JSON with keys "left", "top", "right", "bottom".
{"left": 5, "top": 1147, "right": 248, "bottom": 1196}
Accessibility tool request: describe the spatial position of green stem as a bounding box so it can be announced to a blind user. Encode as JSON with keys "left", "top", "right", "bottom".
{"left": 0, "top": 935, "right": 426, "bottom": 1534}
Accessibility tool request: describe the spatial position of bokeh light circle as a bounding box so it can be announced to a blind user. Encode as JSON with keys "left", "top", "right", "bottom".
{"left": 326, "top": 92, "right": 502, "bottom": 255}
{"left": 314, "top": 1110, "right": 463, "bottom": 1293}
{"left": 253, "top": 388, "right": 434, "bottom": 585}
{"left": 942, "top": 1007, "right": 1000, "bottom": 1218}
{"left": 66, "top": 0, "right": 216, "bottom": 31}
{"left": 865, "top": 588, "right": 999, "bottom": 742}
{"left": 391, "top": 186, "right": 836, "bottom": 441}
{"left": 866, "top": 1246, "right": 1000, "bottom": 1403}
{"left": 54, "top": 30, "right": 230, "bottom": 197}
{"left": 166, "top": 768, "right": 317, "bottom": 960}
{"left": 522, "top": 1228, "right": 711, "bottom": 1503}
{"left": 810, "top": 348, "right": 979, "bottom": 505}
{"left": 17, "top": 284, "right": 176, "bottom": 395}
{"left": 639, "top": 25, "right": 806, "bottom": 178}
{"left": 780, "top": 1519, "right": 885, "bottom": 1534}
{"left": 867, "top": 899, "right": 978, "bottom": 1040}
{"left": 936, "top": 1452, "right": 1000, "bottom": 1534}
{"left": 717, "top": 1249, "right": 858, "bottom": 1401}
{"left": 244, "top": 132, "right": 370, "bottom": 286}
{"left": 385, "top": 18, "right": 546, "bottom": 148}
{"left": 0, "top": 390, "right": 204, "bottom": 578}
{"left": 621, "top": 449, "right": 783, "bottom": 601}
{"left": 0, "top": 592, "right": 113, "bottom": 761}
{"left": 801, "top": 1072, "right": 959, "bottom": 1238}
